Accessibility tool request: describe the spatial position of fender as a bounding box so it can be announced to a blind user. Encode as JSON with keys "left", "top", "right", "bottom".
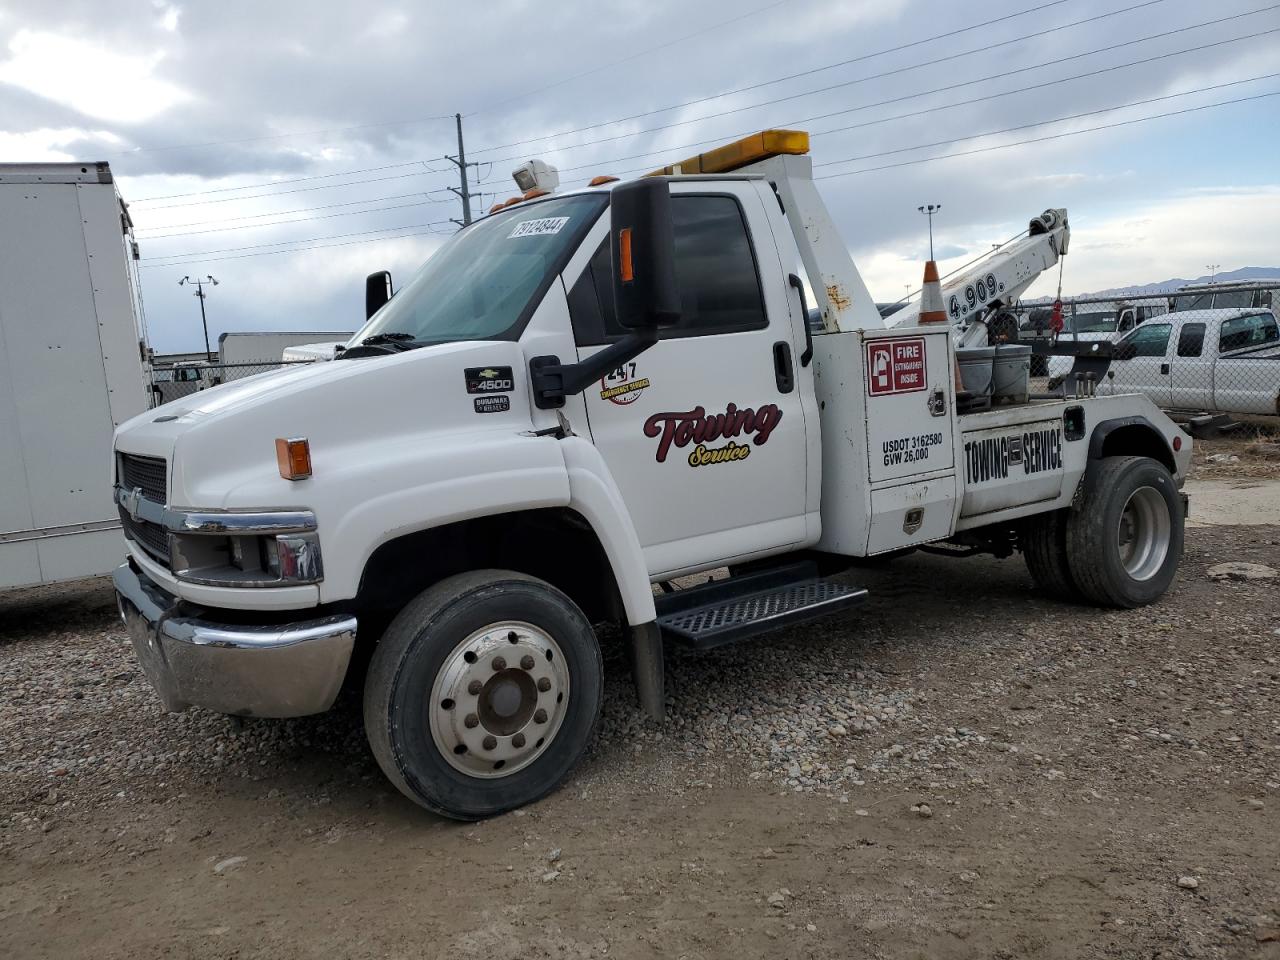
{"left": 1087, "top": 414, "right": 1176, "bottom": 474}
{"left": 558, "top": 436, "right": 657, "bottom": 626}
{"left": 320, "top": 432, "right": 571, "bottom": 603}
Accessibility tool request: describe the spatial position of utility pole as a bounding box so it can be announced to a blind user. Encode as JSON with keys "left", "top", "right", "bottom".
{"left": 917, "top": 203, "right": 941, "bottom": 260}
{"left": 446, "top": 113, "right": 478, "bottom": 228}
{"left": 179, "top": 275, "right": 218, "bottom": 360}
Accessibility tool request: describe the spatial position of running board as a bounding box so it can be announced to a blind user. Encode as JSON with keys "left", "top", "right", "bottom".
{"left": 655, "top": 561, "right": 868, "bottom": 650}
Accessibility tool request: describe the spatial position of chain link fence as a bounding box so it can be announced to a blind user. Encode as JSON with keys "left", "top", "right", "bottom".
{"left": 1006, "top": 282, "right": 1280, "bottom": 423}
{"left": 148, "top": 360, "right": 319, "bottom": 407}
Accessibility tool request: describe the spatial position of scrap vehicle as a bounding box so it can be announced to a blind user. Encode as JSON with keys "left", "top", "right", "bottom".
{"left": 111, "top": 130, "right": 1192, "bottom": 819}
{"left": 1086, "top": 306, "right": 1280, "bottom": 416}
{"left": 0, "top": 161, "right": 151, "bottom": 590}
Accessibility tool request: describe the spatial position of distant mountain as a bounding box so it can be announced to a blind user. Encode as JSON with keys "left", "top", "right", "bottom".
{"left": 1079, "top": 266, "right": 1280, "bottom": 299}
{"left": 1024, "top": 267, "right": 1280, "bottom": 303}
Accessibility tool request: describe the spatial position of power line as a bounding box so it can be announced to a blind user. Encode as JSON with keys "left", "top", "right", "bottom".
{"left": 129, "top": 160, "right": 443, "bottom": 203}
{"left": 139, "top": 196, "right": 459, "bottom": 240}
{"left": 133, "top": 189, "right": 456, "bottom": 232}
{"left": 133, "top": 169, "right": 453, "bottom": 210}
{"left": 811, "top": 72, "right": 1280, "bottom": 171}
{"left": 142, "top": 220, "right": 454, "bottom": 263}
{"left": 138, "top": 226, "right": 452, "bottom": 269}
{"left": 487, "top": 25, "right": 1278, "bottom": 183}
{"left": 468, "top": 0, "right": 1149, "bottom": 158}
{"left": 108, "top": 119, "right": 454, "bottom": 159}
{"left": 814, "top": 89, "right": 1280, "bottom": 179}
{"left": 473, "top": 0, "right": 1275, "bottom": 176}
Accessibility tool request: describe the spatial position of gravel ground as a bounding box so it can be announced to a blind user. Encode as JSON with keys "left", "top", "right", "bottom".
{"left": 2, "top": 458, "right": 1278, "bottom": 959}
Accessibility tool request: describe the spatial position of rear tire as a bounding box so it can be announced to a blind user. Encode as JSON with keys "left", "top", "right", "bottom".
{"left": 1020, "top": 509, "right": 1080, "bottom": 600}
{"left": 363, "top": 570, "right": 602, "bottom": 820}
{"left": 1065, "top": 456, "right": 1183, "bottom": 608}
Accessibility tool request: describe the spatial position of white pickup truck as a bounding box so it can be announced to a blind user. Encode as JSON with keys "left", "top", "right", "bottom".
{"left": 112, "top": 130, "right": 1192, "bottom": 819}
{"left": 1088, "top": 307, "right": 1280, "bottom": 416}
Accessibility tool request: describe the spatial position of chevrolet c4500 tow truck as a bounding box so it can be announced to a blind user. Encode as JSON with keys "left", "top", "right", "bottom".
{"left": 112, "top": 130, "right": 1191, "bottom": 819}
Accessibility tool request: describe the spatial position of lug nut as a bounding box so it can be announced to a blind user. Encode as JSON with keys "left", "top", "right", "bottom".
{"left": 537, "top": 677, "right": 552, "bottom": 692}
{"left": 492, "top": 657, "right": 507, "bottom": 671}
{"left": 512, "top": 733, "right": 526, "bottom": 748}
{"left": 533, "top": 708, "right": 548, "bottom": 724}
{"left": 467, "top": 680, "right": 483, "bottom": 695}
{"left": 464, "top": 714, "right": 479, "bottom": 729}
{"left": 482, "top": 735, "right": 497, "bottom": 750}
{"left": 520, "top": 655, "right": 536, "bottom": 670}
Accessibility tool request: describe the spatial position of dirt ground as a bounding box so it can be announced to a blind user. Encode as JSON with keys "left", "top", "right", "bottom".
{"left": 2, "top": 439, "right": 1278, "bottom": 960}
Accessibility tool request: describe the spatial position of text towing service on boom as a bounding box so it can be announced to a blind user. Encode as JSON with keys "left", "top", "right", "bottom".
{"left": 111, "top": 130, "right": 1191, "bottom": 819}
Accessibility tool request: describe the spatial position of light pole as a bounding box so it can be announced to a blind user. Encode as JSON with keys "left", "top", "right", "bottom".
{"left": 917, "top": 203, "right": 941, "bottom": 260}
{"left": 1205, "top": 263, "right": 1220, "bottom": 284}
{"left": 179, "top": 275, "right": 218, "bottom": 360}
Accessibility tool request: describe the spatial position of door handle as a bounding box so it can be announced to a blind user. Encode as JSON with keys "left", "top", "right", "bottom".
{"left": 788, "top": 274, "right": 814, "bottom": 367}
{"left": 1160, "top": 362, "right": 1170, "bottom": 375}
{"left": 773, "top": 341, "right": 794, "bottom": 394}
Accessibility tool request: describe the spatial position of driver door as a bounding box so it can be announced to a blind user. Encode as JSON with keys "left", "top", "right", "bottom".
{"left": 565, "top": 184, "right": 813, "bottom": 577}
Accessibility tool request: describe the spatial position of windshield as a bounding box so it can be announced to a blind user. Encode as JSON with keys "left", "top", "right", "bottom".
{"left": 1064, "top": 311, "right": 1118, "bottom": 334}
{"left": 353, "top": 193, "right": 608, "bottom": 348}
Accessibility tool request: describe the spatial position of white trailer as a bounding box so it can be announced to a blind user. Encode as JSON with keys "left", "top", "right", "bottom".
{"left": 0, "top": 162, "right": 150, "bottom": 590}
{"left": 217, "top": 331, "right": 352, "bottom": 380}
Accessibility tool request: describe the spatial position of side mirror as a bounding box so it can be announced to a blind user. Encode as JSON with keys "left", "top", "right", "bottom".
{"left": 365, "top": 271, "right": 393, "bottom": 320}
{"left": 1114, "top": 342, "right": 1138, "bottom": 361}
{"left": 610, "top": 179, "right": 680, "bottom": 329}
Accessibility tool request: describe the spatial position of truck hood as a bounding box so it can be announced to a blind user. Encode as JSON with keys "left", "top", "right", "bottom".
{"left": 114, "top": 340, "right": 534, "bottom": 507}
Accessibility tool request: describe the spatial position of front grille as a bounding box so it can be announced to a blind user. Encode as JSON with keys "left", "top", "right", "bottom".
{"left": 120, "top": 511, "right": 171, "bottom": 563}
{"left": 119, "top": 453, "right": 167, "bottom": 503}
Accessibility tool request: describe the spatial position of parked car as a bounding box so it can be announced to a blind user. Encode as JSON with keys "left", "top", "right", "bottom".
{"left": 1087, "top": 308, "right": 1280, "bottom": 416}
{"left": 1169, "top": 281, "right": 1276, "bottom": 314}
{"left": 1046, "top": 299, "right": 1167, "bottom": 379}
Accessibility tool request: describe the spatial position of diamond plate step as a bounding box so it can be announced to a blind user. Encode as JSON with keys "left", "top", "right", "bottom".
{"left": 655, "top": 564, "right": 868, "bottom": 650}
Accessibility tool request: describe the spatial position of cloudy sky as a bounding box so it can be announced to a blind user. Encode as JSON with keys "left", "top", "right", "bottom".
{"left": 2, "top": 0, "right": 1277, "bottom": 352}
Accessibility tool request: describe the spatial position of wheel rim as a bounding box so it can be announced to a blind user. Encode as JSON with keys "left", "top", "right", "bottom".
{"left": 429, "top": 621, "right": 570, "bottom": 779}
{"left": 1116, "top": 486, "right": 1171, "bottom": 582}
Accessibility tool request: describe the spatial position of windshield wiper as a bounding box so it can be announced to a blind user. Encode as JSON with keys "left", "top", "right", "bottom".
{"left": 362, "top": 332, "right": 418, "bottom": 350}
{"left": 342, "top": 331, "right": 420, "bottom": 358}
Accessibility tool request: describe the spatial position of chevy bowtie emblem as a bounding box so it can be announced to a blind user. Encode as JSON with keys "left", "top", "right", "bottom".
{"left": 121, "top": 486, "right": 143, "bottom": 522}
{"left": 478, "top": 368, "right": 500, "bottom": 379}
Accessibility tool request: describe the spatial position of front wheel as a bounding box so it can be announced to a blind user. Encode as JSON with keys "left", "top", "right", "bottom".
{"left": 364, "top": 570, "right": 602, "bottom": 820}
{"left": 1065, "top": 456, "right": 1184, "bottom": 608}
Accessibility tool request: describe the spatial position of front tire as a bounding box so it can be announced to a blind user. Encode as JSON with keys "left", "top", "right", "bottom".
{"left": 364, "top": 570, "right": 602, "bottom": 820}
{"left": 1065, "top": 456, "right": 1183, "bottom": 608}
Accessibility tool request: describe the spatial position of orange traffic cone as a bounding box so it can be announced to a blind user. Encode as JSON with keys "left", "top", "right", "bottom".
{"left": 919, "top": 260, "right": 947, "bottom": 324}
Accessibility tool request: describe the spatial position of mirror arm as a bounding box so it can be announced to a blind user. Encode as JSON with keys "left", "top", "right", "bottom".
{"left": 529, "top": 328, "right": 659, "bottom": 410}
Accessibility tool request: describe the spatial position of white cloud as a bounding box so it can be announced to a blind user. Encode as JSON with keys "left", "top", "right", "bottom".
{"left": 0, "top": 29, "right": 191, "bottom": 124}
{"left": 0, "top": 126, "right": 122, "bottom": 160}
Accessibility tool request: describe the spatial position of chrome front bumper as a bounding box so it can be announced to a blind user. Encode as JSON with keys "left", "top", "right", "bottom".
{"left": 113, "top": 561, "right": 357, "bottom": 718}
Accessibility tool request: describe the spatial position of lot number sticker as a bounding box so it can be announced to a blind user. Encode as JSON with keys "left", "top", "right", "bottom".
{"left": 866, "top": 337, "right": 928, "bottom": 396}
{"left": 509, "top": 217, "right": 570, "bottom": 239}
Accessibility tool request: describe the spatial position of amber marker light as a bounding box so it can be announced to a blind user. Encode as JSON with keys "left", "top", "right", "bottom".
{"left": 619, "top": 228, "right": 634, "bottom": 283}
{"left": 276, "top": 437, "right": 312, "bottom": 481}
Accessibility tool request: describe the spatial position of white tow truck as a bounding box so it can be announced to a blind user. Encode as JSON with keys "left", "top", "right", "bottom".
{"left": 112, "top": 130, "right": 1191, "bottom": 819}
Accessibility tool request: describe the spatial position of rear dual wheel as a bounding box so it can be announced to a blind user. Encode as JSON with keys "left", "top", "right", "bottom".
{"left": 364, "top": 570, "right": 602, "bottom": 820}
{"left": 1022, "top": 456, "right": 1183, "bottom": 608}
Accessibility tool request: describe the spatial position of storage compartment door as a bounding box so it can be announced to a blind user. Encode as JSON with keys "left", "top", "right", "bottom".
{"left": 863, "top": 331, "right": 955, "bottom": 484}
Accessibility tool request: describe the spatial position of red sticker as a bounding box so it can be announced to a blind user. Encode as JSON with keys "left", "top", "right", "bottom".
{"left": 866, "top": 337, "right": 928, "bottom": 396}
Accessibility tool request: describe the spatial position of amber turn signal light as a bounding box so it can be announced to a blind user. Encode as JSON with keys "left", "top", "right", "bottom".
{"left": 619, "top": 227, "right": 634, "bottom": 283}
{"left": 276, "top": 437, "right": 312, "bottom": 481}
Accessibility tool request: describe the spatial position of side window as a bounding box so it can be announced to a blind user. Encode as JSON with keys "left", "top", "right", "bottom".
{"left": 1123, "top": 323, "right": 1172, "bottom": 358}
{"left": 567, "top": 194, "right": 767, "bottom": 346}
{"left": 1176, "top": 322, "right": 1205, "bottom": 358}
{"left": 1220, "top": 313, "right": 1280, "bottom": 352}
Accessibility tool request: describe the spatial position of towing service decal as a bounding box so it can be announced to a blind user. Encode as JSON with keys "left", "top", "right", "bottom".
{"left": 599, "top": 361, "right": 650, "bottom": 405}
{"left": 964, "top": 424, "right": 1063, "bottom": 485}
{"left": 644, "top": 403, "right": 782, "bottom": 466}
{"left": 465, "top": 366, "right": 514, "bottom": 394}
